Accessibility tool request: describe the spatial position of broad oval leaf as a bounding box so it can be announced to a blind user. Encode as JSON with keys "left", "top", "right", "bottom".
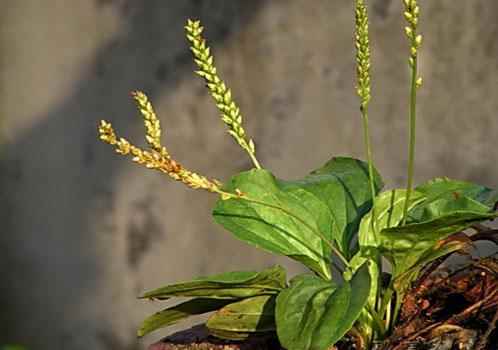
{"left": 276, "top": 263, "right": 371, "bottom": 350}
{"left": 137, "top": 298, "right": 232, "bottom": 337}
{"left": 140, "top": 265, "right": 286, "bottom": 300}
{"left": 276, "top": 274, "right": 337, "bottom": 350}
{"left": 213, "top": 157, "right": 383, "bottom": 279}
{"left": 283, "top": 157, "right": 383, "bottom": 257}
{"left": 206, "top": 295, "right": 276, "bottom": 340}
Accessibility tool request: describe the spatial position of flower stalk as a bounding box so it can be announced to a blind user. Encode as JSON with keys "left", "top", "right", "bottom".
{"left": 355, "top": 0, "right": 377, "bottom": 227}
{"left": 401, "top": 0, "right": 423, "bottom": 224}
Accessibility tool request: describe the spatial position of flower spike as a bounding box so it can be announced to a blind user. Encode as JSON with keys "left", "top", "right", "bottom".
{"left": 98, "top": 92, "right": 223, "bottom": 194}
{"left": 355, "top": 0, "right": 372, "bottom": 110}
{"left": 130, "top": 90, "right": 170, "bottom": 158}
{"left": 185, "top": 19, "right": 261, "bottom": 169}
{"left": 355, "top": 0, "right": 378, "bottom": 228}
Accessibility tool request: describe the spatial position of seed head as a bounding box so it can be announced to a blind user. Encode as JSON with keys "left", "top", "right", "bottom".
{"left": 355, "top": 0, "right": 372, "bottom": 109}
{"left": 185, "top": 19, "right": 261, "bottom": 169}
{"left": 98, "top": 93, "right": 223, "bottom": 194}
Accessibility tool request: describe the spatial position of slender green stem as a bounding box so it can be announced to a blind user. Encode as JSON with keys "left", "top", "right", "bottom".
{"left": 402, "top": 55, "right": 418, "bottom": 225}
{"left": 401, "top": 0, "right": 422, "bottom": 225}
{"left": 247, "top": 150, "right": 262, "bottom": 169}
{"left": 364, "top": 304, "right": 386, "bottom": 338}
{"left": 361, "top": 105, "right": 377, "bottom": 230}
{"left": 384, "top": 298, "right": 392, "bottom": 334}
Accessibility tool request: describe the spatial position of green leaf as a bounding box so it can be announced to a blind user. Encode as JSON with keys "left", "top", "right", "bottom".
{"left": 358, "top": 189, "right": 426, "bottom": 249}
{"left": 354, "top": 191, "right": 418, "bottom": 311}
{"left": 384, "top": 207, "right": 495, "bottom": 237}
{"left": 357, "top": 189, "right": 425, "bottom": 288}
{"left": 140, "top": 265, "right": 286, "bottom": 300}
{"left": 206, "top": 295, "right": 276, "bottom": 340}
{"left": 393, "top": 233, "right": 472, "bottom": 292}
{"left": 214, "top": 169, "right": 331, "bottom": 279}
{"left": 344, "top": 248, "right": 381, "bottom": 342}
{"left": 275, "top": 264, "right": 371, "bottom": 350}
{"left": 413, "top": 177, "right": 498, "bottom": 212}
{"left": 213, "top": 157, "right": 383, "bottom": 279}
{"left": 359, "top": 188, "right": 496, "bottom": 279}
{"left": 137, "top": 298, "right": 232, "bottom": 337}
{"left": 381, "top": 195, "right": 496, "bottom": 278}
{"left": 276, "top": 275, "right": 337, "bottom": 350}
{"left": 206, "top": 329, "right": 255, "bottom": 341}
{"left": 282, "top": 157, "right": 383, "bottom": 257}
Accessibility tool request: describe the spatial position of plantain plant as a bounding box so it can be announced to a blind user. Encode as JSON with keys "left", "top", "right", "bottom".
{"left": 97, "top": 1, "right": 498, "bottom": 349}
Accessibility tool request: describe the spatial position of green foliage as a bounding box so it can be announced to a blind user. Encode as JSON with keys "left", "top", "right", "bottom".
{"left": 138, "top": 298, "right": 232, "bottom": 337}
{"left": 214, "top": 168, "right": 334, "bottom": 280}
{"left": 276, "top": 263, "right": 371, "bottom": 350}
{"left": 206, "top": 295, "right": 277, "bottom": 339}
{"left": 410, "top": 177, "right": 498, "bottom": 218}
{"left": 381, "top": 182, "right": 497, "bottom": 278}
{"left": 213, "top": 157, "right": 382, "bottom": 281}
{"left": 137, "top": 265, "right": 286, "bottom": 337}
{"left": 140, "top": 265, "right": 286, "bottom": 300}
{"left": 95, "top": 2, "right": 498, "bottom": 349}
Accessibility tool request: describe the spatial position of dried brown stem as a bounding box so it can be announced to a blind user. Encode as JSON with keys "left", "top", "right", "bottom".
{"left": 475, "top": 306, "right": 498, "bottom": 350}
{"left": 391, "top": 288, "right": 498, "bottom": 350}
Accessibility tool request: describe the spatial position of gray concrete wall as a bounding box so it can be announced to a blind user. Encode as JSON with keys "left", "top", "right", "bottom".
{"left": 1, "top": 1, "right": 497, "bottom": 349}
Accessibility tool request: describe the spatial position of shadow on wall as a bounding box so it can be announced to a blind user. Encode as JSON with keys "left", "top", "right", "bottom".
{"left": 0, "top": 1, "right": 265, "bottom": 349}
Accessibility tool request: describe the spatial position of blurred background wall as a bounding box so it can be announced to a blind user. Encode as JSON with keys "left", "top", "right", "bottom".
{"left": 1, "top": 1, "right": 497, "bottom": 349}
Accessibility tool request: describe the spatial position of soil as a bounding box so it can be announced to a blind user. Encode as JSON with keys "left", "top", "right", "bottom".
{"left": 149, "top": 228, "right": 498, "bottom": 350}
{"left": 147, "top": 324, "right": 282, "bottom": 350}
{"left": 380, "top": 256, "right": 498, "bottom": 350}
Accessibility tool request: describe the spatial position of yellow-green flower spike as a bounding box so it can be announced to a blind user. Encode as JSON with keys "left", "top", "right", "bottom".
{"left": 184, "top": 19, "right": 262, "bottom": 169}
{"left": 402, "top": 0, "right": 422, "bottom": 79}
{"left": 401, "top": 0, "right": 423, "bottom": 224}
{"left": 98, "top": 93, "right": 224, "bottom": 194}
{"left": 355, "top": 0, "right": 377, "bottom": 230}
{"left": 355, "top": 0, "right": 372, "bottom": 110}
{"left": 131, "top": 90, "right": 170, "bottom": 159}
